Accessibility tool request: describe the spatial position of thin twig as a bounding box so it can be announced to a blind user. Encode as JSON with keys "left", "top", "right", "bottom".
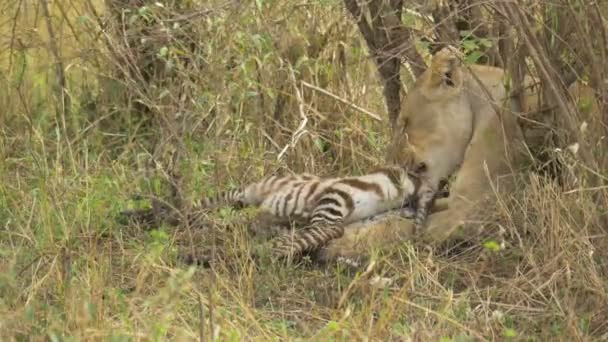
{"left": 337, "top": 260, "right": 376, "bottom": 309}
{"left": 301, "top": 81, "right": 383, "bottom": 121}
{"left": 8, "top": 0, "right": 23, "bottom": 73}
{"left": 563, "top": 186, "right": 608, "bottom": 195}
{"left": 208, "top": 281, "right": 215, "bottom": 342}
{"left": 277, "top": 65, "right": 309, "bottom": 160}
{"left": 39, "top": 0, "right": 71, "bottom": 120}
{"left": 38, "top": 0, "right": 75, "bottom": 170}
{"left": 199, "top": 293, "right": 205, "bottom": 342}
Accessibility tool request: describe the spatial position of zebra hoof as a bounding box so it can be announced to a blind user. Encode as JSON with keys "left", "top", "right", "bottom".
{"left": 271, "top": 247, "right": 299, "bottom": 262}
{"left": 336, "top": 256, "right": 363, "bottom": 269}
{"left": 397, "top": 206, "right": 416, "bottom": 219}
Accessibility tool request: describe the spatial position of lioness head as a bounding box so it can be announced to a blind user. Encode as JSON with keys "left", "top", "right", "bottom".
{"left": 386, "top": 46, "right": 469, "bottom": 169}
{"left": 422, "top": 45, "right": 465, "bottom": 100}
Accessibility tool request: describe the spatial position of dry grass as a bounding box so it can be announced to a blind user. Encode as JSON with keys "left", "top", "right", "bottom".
{"left": 1, "top": 0, "right": 607, "bottom": 340}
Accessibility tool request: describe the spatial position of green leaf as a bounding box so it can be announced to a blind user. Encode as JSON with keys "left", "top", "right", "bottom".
{"left": 137, "top": 6, "right": 150, "bottom": 19}
{"left": 295, "top": 55, "right": 309, "bottom": 69}
{"left": 128, "top": 14, "right": 139, "bottom": 25}
{"left": 502, "top": 328, "right": 517, "bottom": 338}
{"left": 227, "top": 329, "right": 241, "bottom": 342}
{"left": 245, "top": 91, "right": 259, "bottom": 98}
{"left": 459, "top": 30, "right": 473, "bottom": 38}
{"left": 478, "top": 38, "right": 493, "bottom": 48}
{"left": 550, "top": 321, "right": 562, "bottom": 335}
{"left": 326, "top": 320, "right": 340, "bottom": 331}
{"left": 453, "top": 334, "right": 472, "bottom": 342}
{"left": 158, "top": 46, "right": 169, "bottom": 58}
{"left": 578, "top": 96, "right": 594, "bottom": 113}
{"left": 416, "top": 39, "right": 431, "bottom": 53}
{"left": 150, "top": 229, "right": 169, "bottom": 243}
{"left": 580, "top": 317, "right": 590, "bottom": 334}
{"left": 503, "top": 74, "right": 512, "bottom": 92}
{"left": 465, "top": 51, "right": 484, "bottom": 65}
{"left": 76, "top": 15, "right": 90, "bottom": 25}
{"left": 462, "top": 40, "right": 478, "bottom": 53}
{"left": 483, "top": 240, "right": 501, "bottom": 252}
{"left": 314, "top": 138, "right": 329, "bottom": 152}
{"left": 402, "top": 12, "right": 417, "bottom": 27}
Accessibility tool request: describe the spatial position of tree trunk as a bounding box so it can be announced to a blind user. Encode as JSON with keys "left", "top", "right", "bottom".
{"left": 344, "top": 0, "right": 425, "bottom": 127}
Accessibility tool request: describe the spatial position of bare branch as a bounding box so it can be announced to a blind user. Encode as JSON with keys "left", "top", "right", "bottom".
{"left": 301, "top": 81, "right": 383, "bottom": 122}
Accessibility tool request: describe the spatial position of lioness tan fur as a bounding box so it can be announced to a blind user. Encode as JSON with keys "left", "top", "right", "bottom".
{"left": 315, "top": 47, "right": 531, "bottom": 262}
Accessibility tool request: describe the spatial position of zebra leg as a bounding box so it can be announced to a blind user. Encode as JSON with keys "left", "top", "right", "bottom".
{"left": 414, "top": 183, "right": 438, "bottom": 234}
{"left": 271, "top": 222, "right": 345, "bottom": 259}
{"left": 248, "top": 212, "right": 300, "bottom": 239}
{"left": 198, "top": 189, "right": 246, "bottom": 211}
{"left": 271, "top": 188, "right": 351, "bottom": 260}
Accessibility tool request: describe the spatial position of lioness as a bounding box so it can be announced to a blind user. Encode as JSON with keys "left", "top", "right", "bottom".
{"left": 315, "top": 46, "right": 530, "bottom": 263}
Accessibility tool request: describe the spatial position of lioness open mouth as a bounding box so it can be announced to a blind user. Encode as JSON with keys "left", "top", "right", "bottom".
{"left": 444, "top": 71, "right": 454, "bottom": 86}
